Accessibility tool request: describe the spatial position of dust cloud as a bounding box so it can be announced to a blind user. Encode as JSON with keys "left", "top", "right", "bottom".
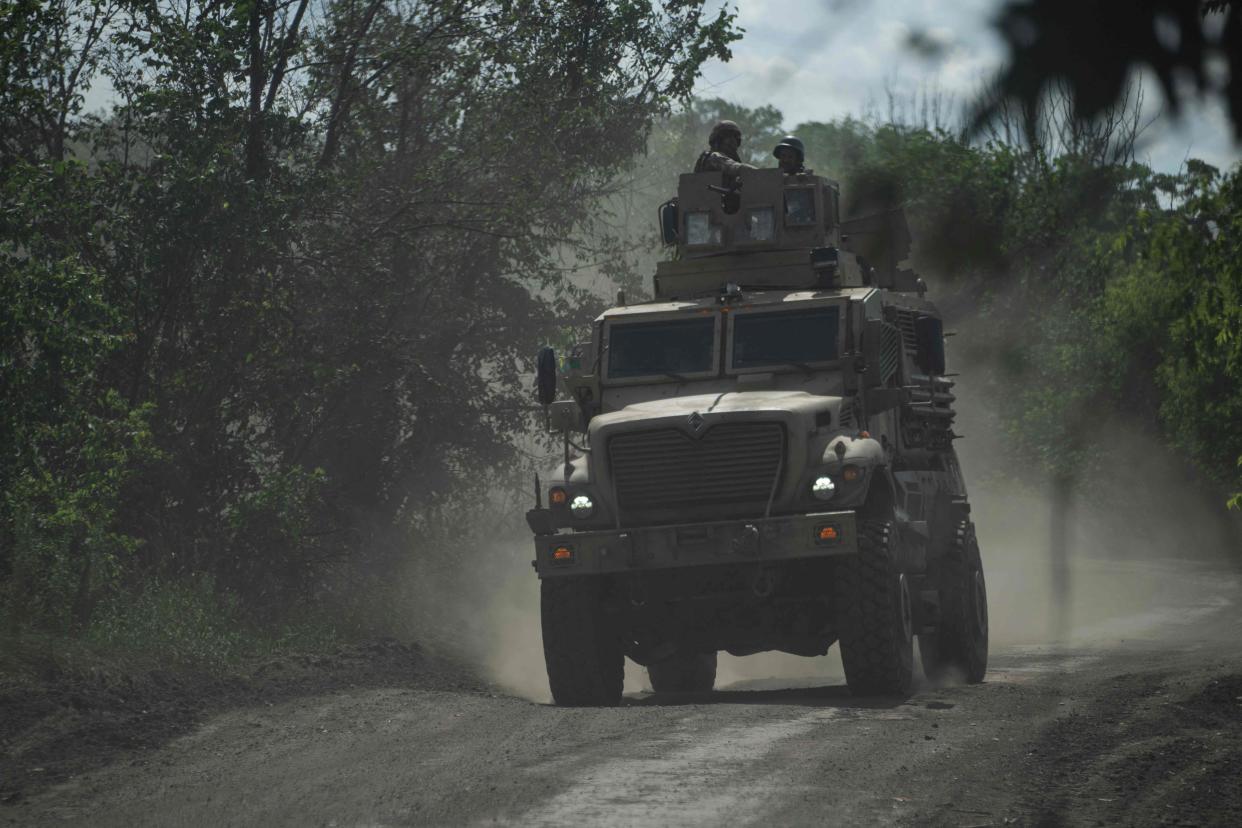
{"left": 404, "top": 390, "right": 1238, "bottom": 702}
{"left": 955, "top": 373, "right": 1240, "bottom": 649}
{"left": 389, "top": 534, "right": 548, "bottom": 703}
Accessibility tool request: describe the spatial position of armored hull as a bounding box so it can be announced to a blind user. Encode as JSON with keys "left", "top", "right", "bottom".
{"left": 528, "top": 168, "right": 987, "bottom": 705}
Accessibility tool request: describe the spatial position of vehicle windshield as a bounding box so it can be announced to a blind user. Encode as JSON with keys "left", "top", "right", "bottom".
{"left": 732, "top": 306, "right": 840, "bottom": 369}
{"left": 608, "top": 317, "right": 715, "bottom": 379}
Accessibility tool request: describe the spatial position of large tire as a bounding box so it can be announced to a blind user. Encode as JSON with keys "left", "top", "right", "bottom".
{"left": 834, "top": 519, "right": 915, "bottom": 697}
{"left": 921, "top": 520, "right": 988, "bottom": 684}
{"left": 541, "top": 578, "right": 624, "bottom": 706}
{"left": 647, "top": 652, "right": 717, "bottom": 694}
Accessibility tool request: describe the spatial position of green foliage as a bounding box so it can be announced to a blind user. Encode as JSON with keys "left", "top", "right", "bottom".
{"left": 1230, "top": 459, "right": 1242, "bottom": 510}
{"left": 0, "top": 244, "right": 156, "bottom": 634}
{"left": 1112, "top": 162, "right": 1242, "bottom": 488}
{"left": 2, "top": 399, "right": 154, "bottom": 634}
{"left": 87, "top": 574, "right": 340, "bottom": 665}
{"left": 87, "top": 575, "right": 248, "bottom": 666}
{"left": 0, "top": 0, "right": 115, "bottom": 162}
{"left": 0, "top": 0, "right": 739, "bottom": 646}
{"left": 221, "top": 465, "right": 328, "bottom": 606}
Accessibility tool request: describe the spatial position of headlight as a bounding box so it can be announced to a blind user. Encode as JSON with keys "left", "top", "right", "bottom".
{"left": 811, "top": 476, "right": 836, "bottom": 501}
{"left": 570, "top": 494, "right": 595, "bottom": 518}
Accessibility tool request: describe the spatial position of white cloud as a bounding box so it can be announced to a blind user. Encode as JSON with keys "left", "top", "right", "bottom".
{"left": 1138, "top": 94, "right": 1240, "bottom": 173}
{"left": 729, "top": 53, "right": 801, "bottom": 91}
{"left": 697, "top": 0, "right": 1006, "bottom": 125}
{"left": 695, "top": 0, "right": 1241, "bottom": 172}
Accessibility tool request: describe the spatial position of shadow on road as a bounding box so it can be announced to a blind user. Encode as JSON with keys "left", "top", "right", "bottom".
{"left": 623, "top": 682, "right": 908, "bottom": 710}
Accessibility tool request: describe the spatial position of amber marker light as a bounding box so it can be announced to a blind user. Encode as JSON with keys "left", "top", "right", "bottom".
{"left": 842, "top": 465, "right": 862, "bottom": 482}
{"left": 552, "top": 545, "right": 574, "bottom": 562}
{"left": 815, "top": 524, "right": 840, "bottom": 544}
{"left": 549, "top": 487, "right": 567, "bottom": 506}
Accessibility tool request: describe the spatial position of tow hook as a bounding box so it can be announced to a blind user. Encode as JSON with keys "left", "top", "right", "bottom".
{"left": 751, "top": 567, "right": 778, "bottom": 599}
{"left": 733, "top": 524, "right": 760, "bottom": 557}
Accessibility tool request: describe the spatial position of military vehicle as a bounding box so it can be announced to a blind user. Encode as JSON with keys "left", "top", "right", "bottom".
{"left": 526, "top": 166, "right": 988, "bottom": 706}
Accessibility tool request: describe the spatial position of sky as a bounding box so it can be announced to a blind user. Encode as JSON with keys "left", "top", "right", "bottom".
{"left": 693, "top": 0, "right": 1242, "bottom": 175}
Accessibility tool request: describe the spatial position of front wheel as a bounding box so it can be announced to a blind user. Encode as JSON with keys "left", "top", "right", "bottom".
{"left": 647, "top": 652, "right": 717, "bottom": 694}
{"left": 541, "top": 578, "right": 624, "bottom": 706}
{"left": 921, "top": 520, "right": 988, "bottom": 684}
{"left": 834, "top": 518, "right": 915, "bottom": 697}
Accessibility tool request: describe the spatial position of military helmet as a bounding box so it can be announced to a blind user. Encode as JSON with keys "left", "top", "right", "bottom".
{"left": 709, "top": 119, "right": 742, "bottom": 147}
{"left": 774, "top": 135, "right": 805, "bottom": 164}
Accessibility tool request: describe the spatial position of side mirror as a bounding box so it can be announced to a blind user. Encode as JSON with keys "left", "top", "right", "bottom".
{"left": 535, "top": 346, "right": 557, "bottom": 405}
{"left": 658, "top": 198, "right": 678, "bottom": 245}
{"left": 914, "top": 315, "right": 946, "bottom": 375}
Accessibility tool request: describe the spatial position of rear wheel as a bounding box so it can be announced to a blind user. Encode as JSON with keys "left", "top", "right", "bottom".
{"left": 834, "top": 518, "right": 915, "bottom": 697}
{"left": 541, "top": 578, "right": 624, "bottom": 706}
{"left": 921, "top": 520, "right": 988, "bottom": 683}
{"left": 647, "top": 652, "right": 717, "bottom": 694}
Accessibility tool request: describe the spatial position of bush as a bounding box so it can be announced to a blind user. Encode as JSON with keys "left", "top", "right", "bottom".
{"left": 87, "top": 575, "right": 340, "bottom": 666}
{"left": 0, "top": 247, "right": 155, "bottom": 635}
{"left": 87, "top": 576, "right": 246, "bottom": 666}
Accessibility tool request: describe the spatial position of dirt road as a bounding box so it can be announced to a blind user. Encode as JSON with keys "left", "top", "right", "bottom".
{"left": 5, "top": 553, "right": 1241, "bottom": 827}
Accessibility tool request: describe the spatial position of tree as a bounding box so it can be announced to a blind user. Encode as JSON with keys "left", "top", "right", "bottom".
{"left": 973, "top": 0, "right": 1242, "bottom": 141}
{"left": 0, "top": 0, "right": 740, "bottom": 631}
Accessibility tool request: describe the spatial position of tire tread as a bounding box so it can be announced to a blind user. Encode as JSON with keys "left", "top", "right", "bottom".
{"left": 541, "top": 578, "right": 624, "bottom": 706}
{"left": 922, "top": 520, "right": 988, "bottom": 684}
{"left": 835, "top": 520, "right": 914, "bottom": 696}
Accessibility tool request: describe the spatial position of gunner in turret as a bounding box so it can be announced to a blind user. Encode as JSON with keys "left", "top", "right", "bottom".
{"left": 774, "top": 135, "right": 808, "bottom": 174}
{"left": 693, "top": 120, "right": 758, "bottom": 175}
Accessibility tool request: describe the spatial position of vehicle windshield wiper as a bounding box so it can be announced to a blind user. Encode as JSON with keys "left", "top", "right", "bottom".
{"left": 660, "top": 371, "right": 691, "bottom": 383}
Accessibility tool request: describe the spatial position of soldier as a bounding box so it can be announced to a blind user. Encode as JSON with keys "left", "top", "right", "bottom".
{"left": 773, "top": 135, "right": 807, "bottom": 174}
{"left": 694, "top": 120, "right": 757, "bottom": 176}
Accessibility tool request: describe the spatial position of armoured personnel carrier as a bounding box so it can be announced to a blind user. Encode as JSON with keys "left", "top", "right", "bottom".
{"left": 527, "top": 167, "right": 988, "bottom": 705}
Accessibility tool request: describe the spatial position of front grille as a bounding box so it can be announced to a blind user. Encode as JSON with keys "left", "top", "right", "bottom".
{"left": 608, "top": 422, "right": 785, "bottom": 523}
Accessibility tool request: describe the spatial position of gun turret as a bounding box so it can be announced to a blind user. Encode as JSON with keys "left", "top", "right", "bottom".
{"left": 654, "top": 169, "right": 920, "bottom": 298}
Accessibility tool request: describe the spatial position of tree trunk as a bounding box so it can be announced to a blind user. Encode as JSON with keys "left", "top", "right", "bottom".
{"left": 318, "top": 0, "right": 384, "bottom": 170}
{"left": 246, "top": 0, "right": 266, "bottom": 182}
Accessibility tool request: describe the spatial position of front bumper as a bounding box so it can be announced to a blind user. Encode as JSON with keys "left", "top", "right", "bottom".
{"left": 533, "top": 510, "right": 858, "bottom": 578}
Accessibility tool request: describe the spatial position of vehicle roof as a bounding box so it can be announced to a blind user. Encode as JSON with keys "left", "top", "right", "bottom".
{"left": 597, "top": 286, "right": 878, "bottom": 322}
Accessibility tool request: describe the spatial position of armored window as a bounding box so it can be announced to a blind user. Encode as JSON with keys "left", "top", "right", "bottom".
{"left": 914, "top": 315, "right": 946, "bottom": 375}
{"left": 784, "top": 188, "right": 816, "bottom": 226}
{"left": 744, "top": 206, "right": 775, "bottom": 241}
{"left": 608, "top": 317, "right": 716, "bottom": 379}
{"left": 685, "top": 212, "right": 721, "bottom": 246}
{"left": 732, "top": 307, "right": 840, "bottom": 369}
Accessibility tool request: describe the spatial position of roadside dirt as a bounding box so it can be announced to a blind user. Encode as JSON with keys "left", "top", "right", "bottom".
{"left": 0, "top": 638, "right": 488, "bottom": 808}
{"left": 1019, "top": 660, "right": 1242, "bottom": 826}
{"left": 3, "top": 558, "right": 1241, "bottom": 827}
